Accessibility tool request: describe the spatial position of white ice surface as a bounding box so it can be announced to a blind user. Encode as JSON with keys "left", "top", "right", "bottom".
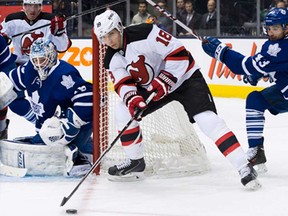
{"left": 1, "top": 97, "right": 288, "bottom": 216}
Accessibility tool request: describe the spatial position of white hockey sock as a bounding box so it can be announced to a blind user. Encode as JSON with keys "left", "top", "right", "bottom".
{"left": 225, "top": 147, "right": 249, "bottom": 171}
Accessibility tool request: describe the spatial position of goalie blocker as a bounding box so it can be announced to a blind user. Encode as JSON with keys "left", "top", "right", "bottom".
{"left": 0, "top": 137, "right": 91, "bottom": 177}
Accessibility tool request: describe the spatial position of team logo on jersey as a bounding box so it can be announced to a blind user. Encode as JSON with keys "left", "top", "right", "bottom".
{"left": 21, "top": 31, "right": 44, "bottom": 55}
{"left": 267, "top": 43, "right": 281, "bottom": 57}
{"left": 126, "top": 55, "right": 154, "bottom": 86}
{"left": 61, "top": 75, "right": 75, "bottom": 89}
{"left": 30, "top": 91, "right": 45, "bottom": 118}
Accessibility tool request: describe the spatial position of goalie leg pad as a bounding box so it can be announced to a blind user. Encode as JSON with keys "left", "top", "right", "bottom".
{"left": 0, "top": 72, "right": 17, "bottom": 110}
{"left": 0, "top": 137, "right": 66, "bottom": 176}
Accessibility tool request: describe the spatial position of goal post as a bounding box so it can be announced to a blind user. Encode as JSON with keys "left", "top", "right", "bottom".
{"left": 92, "top": 32, "right": 210, "bottom": 177}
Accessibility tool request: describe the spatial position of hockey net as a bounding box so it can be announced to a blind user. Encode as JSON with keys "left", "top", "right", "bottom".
{"left": 92, "top": 33, "right": 210, "bottom": 177}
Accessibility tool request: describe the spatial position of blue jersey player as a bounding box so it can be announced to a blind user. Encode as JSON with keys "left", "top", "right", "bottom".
{"left": 202, "top": 7, "right": 288, "bottom": 173}
{"left": 7, "top": 38, "right": 93, "bottom": 176}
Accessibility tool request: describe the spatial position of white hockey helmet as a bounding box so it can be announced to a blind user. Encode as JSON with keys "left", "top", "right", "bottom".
{"left": 93, "top": 10, "right": 123, "bottom": 42}
{"left": 23, "top": 0, "right": 43, "bottom": 4}
{"left": 30, "top": 38, "right": 57, "bottom": 80}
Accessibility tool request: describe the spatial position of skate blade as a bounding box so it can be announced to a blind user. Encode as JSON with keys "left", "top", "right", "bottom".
{"left": 254, "top": 163, "right": 268, "bottom": 174}
{"left": 108, "top": 172, "right": 145, "bottom": 182}
{"left": 245, "top": 179, "right": 262, "bottom": 190}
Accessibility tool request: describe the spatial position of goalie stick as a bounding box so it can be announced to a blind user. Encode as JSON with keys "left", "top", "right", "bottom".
{"left": 0, "top": 161, "right": 28, "bottom": 177}
{"left": 60, "top": 92, "right": 156, "bottom": 207}
{"left": 11, "top": 0, "right": 126, "bottom": 38}
{"left": 145, "top": 0, "right": 207, "bottom": 43}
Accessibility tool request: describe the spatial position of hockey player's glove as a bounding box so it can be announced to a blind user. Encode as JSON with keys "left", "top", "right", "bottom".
{"left": 147, "top": 70, "right": 177, "bottom": 101}
{"left": 39, "top": 107, "right": 87, "bottom": 146}
{"left": 51, "top": 16, "right": 67, "bottom": 36}
{"left": 243, "top": 72, "right": 265, "bottom": 86}
{"left": 124, "top": 90, "right": 147, "bottom": 118}
{"left": 202, "top": 36, "right": 229, "bottom": 63}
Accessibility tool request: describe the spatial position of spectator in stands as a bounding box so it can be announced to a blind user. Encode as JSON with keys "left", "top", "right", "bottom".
{"left": 176, "top": 0, "right": 186, "bottom": 18}
{"left": 200, "top": 0, "right": 217, "bottom": 36}
{"left": 154, "top": 0, "right": 173, "bottom": 34}
{"left": 178, "top": 0, "right": 202, "bottom": 36}
{"left": 176, "top": 0, "right": 186, "bottom": 35}
{"left": 131, "top": 0, "right": 151, "bottom": 25}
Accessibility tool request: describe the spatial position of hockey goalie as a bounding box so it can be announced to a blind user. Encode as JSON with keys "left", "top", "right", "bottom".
{"left": 0, "top": 38, "right": 93, "bottom": 177}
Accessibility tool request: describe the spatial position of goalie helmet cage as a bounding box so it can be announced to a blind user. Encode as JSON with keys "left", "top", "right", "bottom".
{"left": 92, "top": 32, "right": 210, "bottom": 177}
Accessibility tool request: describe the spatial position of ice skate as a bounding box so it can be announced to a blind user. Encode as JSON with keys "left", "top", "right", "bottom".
{"left": 108, "top": 158, "right": 146, "bottom": 181}
{"left": 247, "top": 145, "right": 268, "bottom": 174}
{"left": 239, "top": 163, "right": 261, "bottom": 190}
{"left": 0, "top": 119, "right": 9, "bottom": 140}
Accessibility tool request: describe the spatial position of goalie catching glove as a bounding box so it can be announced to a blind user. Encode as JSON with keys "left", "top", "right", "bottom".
{"left": 147, "top": 70, "right": 177, "bottom": 101}
{"left": 50, "top": 16, "right": 67, "bottom": 36}
{"left": 39, "top": 107, "right": 87, "bottom": 146}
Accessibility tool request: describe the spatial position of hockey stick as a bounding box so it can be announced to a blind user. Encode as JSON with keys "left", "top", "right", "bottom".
{"left": 0, "top": 161, "right": 28, "bottom": 177}
{"left": 11, "top": 0, "right": 126, "bottom": 38}
{"left": 60, "top": 92, "right": 156, "bottom": 207}
{"left": 145, "top": 0, "right": 207, "bottom": 42}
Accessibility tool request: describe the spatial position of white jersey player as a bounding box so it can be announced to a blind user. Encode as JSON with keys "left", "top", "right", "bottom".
{"left": 0, "top": 0, "right": 71, "bottom": 138}
{"left": 93, "top": 10, "right": 261, "bottom": 189}
{"left": 0, "top": 0, "right": 71, "bottom": 65}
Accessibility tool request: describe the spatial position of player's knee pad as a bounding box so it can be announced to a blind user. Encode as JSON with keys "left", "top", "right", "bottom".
{"left": 246, "top": 91, "right": 268, "bottom": 112}
{"left": 194, "top": 111, "right": 230, "bottom": 142}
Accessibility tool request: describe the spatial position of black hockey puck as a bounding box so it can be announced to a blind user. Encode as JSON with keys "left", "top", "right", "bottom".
{"left": 66, "top": 209, "right": 77, "bottom": 214}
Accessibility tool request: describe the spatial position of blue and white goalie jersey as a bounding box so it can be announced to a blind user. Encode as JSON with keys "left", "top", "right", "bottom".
{"left": 8, "top": 60, "right": 93, "bottom": 130}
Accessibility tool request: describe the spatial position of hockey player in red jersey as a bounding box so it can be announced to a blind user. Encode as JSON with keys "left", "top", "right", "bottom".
{"left": 0, "top": 0, "right": 71, "bottom": 139}
{"left": 93, "top": 10, "right": 261, "bottom": 190}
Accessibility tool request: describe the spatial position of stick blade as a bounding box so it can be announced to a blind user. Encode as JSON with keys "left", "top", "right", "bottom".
{"left": 60, "top": 197, "right": 69, "bottom": 207}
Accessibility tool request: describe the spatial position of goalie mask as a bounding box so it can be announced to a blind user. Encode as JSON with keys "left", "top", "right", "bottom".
{"left": 93, "top": 10, "right": 123, "bottom": 43}
{"left": 30, "top": 38, "right": 57, "bottom": 80}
